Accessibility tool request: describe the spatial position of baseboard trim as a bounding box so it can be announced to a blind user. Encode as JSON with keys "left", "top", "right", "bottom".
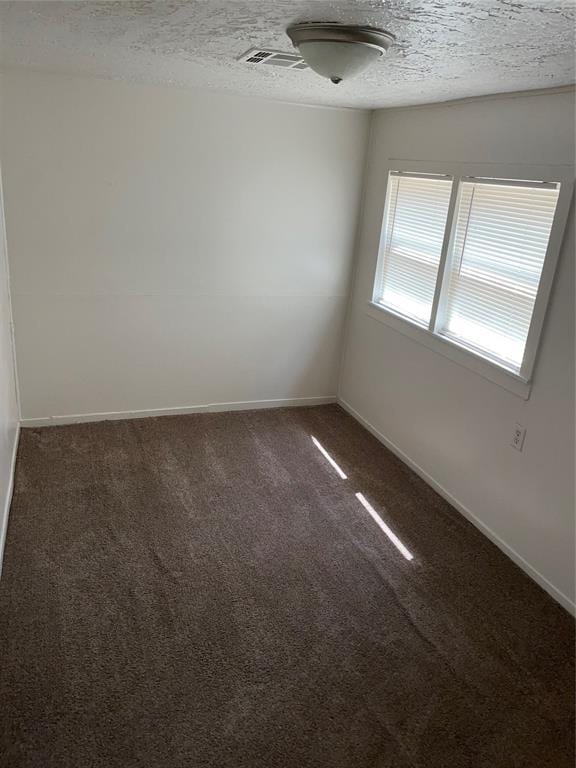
{"left": 0, "top": 423, "right": 20, "bottom": 579}
{"left": 338, "top": 397, "right": 575, "bottom": 616}
{"left": 21, "top": 396, "right": 338, "bottom": 428}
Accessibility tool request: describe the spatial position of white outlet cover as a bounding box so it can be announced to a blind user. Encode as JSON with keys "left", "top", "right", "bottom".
{"left": 511, "top": 424, "right": 526, "bottom": 452}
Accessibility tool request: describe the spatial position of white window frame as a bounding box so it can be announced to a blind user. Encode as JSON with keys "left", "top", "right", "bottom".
{"left": 367, "top": 159, "right": 574, "bottom": 399}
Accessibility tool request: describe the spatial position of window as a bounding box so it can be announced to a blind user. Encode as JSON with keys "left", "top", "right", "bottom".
{"left": 371, "top": 163, "right": 571, "bottom": 394}
{"left": 438, "top": 178, "right": 559, "bottom": 372}
{"left": 375, "top": 172, "right": 452, "bottom": 326}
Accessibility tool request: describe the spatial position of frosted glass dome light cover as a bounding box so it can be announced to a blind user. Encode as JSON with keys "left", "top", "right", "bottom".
{"left": 286, "top": 23, "right": 395, "bottom": 84}
{"left": 298, "top": 40, "right": 383, "bottom": 82}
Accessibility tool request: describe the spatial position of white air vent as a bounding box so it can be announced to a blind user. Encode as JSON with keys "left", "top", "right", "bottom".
{"left": 238, "top": 48, "right": 308, "bottom": 70}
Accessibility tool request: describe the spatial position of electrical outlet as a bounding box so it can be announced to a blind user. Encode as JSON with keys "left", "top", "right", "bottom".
{"left": 511, "top": 423, "right": 526, "bottom": 452}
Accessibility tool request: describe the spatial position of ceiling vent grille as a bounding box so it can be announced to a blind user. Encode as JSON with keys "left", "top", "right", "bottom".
{"left": 238, "top": 48, "right": 308, "bottom": 70}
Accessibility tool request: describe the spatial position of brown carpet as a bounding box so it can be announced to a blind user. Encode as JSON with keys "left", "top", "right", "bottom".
{"left": 0, "top": 404, "right": 573, "bottom": 768}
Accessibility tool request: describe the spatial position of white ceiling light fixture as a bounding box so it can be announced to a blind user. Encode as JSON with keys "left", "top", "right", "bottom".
{"left": 286, "top": 22, "right": 395, "bottom": 84}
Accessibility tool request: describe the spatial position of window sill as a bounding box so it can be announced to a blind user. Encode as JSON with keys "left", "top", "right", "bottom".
{"left": 365, "top": 301, "right": 531, "bottom": 399}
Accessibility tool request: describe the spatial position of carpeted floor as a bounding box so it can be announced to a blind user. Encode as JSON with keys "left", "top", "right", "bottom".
{"left": 0, "top": 404, "right": 573, "bottom": 768}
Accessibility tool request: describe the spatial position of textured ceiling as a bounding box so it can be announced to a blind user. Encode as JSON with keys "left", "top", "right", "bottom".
{"left": 0, "top": 1, "right": 574, "bottom": 109}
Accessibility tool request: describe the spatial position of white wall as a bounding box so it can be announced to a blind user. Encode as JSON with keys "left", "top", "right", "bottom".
{"left": 0, "top": 71, "right": 368, "bottom": 421}
{"left": 0, "top": 85, "right": 20, "bottom": 561}
{"left": 340, "top": 88, "right": 575, "bottom": 611}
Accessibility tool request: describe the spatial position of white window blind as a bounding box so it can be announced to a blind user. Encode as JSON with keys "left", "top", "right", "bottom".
{"left": 437, "top": 179, "right": 560, "bottom": 373}
{"left": 374, "top": 173, "right": 453, "bottom": 326}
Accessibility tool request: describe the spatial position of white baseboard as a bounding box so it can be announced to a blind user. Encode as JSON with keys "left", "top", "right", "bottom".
{"left": 338, "top": 397, "right": 575, "bottom": 616}
{"left": 0, "top": 423, "right": 20, "bottom": 578}
{"left": 20, "top": 395, "right": 337, "bottom": 428}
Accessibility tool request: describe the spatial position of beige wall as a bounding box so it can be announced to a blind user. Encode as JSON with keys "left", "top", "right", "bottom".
{"left": 0, "top": 71, "right": 369, "bottom": 421}
{"left": 339, "top": 89, "right": 575, "bottom": 611}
